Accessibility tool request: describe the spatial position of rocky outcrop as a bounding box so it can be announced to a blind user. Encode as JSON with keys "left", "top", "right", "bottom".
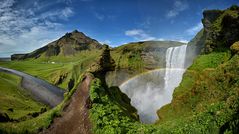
{"left": 202, "top": 5, "right": 239, "bottom": 53}
{"left": 202, "top": 10, "right": 223, "bottom": 33}
{"left": 11, "top": 30, "right": 102, "bottom": 60}
{"left": 88, "top": 45, "right": 115, "bottom": 79}
{"left": 230, "top": 41, "right": 239, "bottom": 54}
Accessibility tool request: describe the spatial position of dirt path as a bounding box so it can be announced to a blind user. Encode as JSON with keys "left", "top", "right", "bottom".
{"left": 42, "top": 75, "right": 93, "bottom": 134}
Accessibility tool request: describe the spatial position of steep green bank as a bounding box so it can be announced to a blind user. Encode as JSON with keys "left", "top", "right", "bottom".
{"left": 157, "top": 5, "right": 239, "bottom": 133}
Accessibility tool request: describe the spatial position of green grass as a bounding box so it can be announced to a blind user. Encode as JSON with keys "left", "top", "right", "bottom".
{"left": 0, "top": 73, "right": 87, "bottom": 134}
{"left": 0, "top": 103, "right": 62, "bottom": 134}
{"left": 0, "top": 50, "right": 101, "bottom": 90}
{"left": 156, "top": 51, "right": 239, "bottom": 133}
{"left": 189, "top": 51, "right": 231, "bottom": 72}
{"left": 0, "top": 72, "right": 47, "bottom": 120}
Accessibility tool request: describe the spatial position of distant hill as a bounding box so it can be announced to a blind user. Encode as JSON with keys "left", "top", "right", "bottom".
{"left": 11, "top": 30, "right": 102, "bottom": 60}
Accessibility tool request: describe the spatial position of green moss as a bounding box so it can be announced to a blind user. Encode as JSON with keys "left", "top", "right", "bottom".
{"left": 89, "top": 78, "right": 139, "bottom": 134}
{"left": 204, "top": 7, "right": 239, "bottom": 53}
{"left": 189, "top": 51, "right": 231, "bottom": 72}
{"left": 230, "top": 41, "right": 239, "bottom": 54}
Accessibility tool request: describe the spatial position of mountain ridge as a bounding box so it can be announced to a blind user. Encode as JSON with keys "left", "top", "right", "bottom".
{"left": 11, "top": 30, "right": 102, "bottom": 60}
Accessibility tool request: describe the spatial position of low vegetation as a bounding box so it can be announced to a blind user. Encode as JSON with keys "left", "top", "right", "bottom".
{"left": 0, "top": 72, "right": 47, "bottom": 120}
{"left": 0, "top": 50, "right": 101, "bottom": 90}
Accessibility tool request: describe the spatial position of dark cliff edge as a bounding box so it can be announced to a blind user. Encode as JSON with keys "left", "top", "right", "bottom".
{"left": 202, "top": 5, "right": 239, "bottom": 53}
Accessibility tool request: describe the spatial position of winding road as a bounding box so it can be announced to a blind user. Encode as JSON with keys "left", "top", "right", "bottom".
{"left": 0, "top": 67, "right": 65, "bottom": 107}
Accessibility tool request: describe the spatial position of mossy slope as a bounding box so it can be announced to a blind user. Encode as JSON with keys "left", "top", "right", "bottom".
{"left": 157, "top": 5, "right": 239, "bottom": 133}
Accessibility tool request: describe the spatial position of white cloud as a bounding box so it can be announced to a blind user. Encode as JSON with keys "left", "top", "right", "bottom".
{"left": 176, "top": 39, "right": 189, "bottom": 43}
{"left": 186, "top": 23, "right": 203, "bottom": 35}
{"left": 157, "top": 38, "right": 188, "bottom": 43}
{"left": 61, "top": 7, "right": 74, "bottom": 19}
{"left": 39, "top": 7, "right": 74, "bottom": 21}
{"left": 166, "top": 0, "right": 188, "bottom": 18}
{"left": 0, "top": 26, "right": 67, "bottom": 57}
{"left": 100, "top": 40, "right": 111, "bottom": 45}
{"left": 94, "top": 12, "right": 105, "bottom": 21}
{"left": 125, "top": 29, "right": 156, "bottom": 41}
{"left": 0, "top": 0, "right": 74, "bottom": 57}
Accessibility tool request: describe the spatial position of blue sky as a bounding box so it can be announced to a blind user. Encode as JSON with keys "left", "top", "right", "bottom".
{"left": 0, "top": 0, "right": 238, "bottom": 57}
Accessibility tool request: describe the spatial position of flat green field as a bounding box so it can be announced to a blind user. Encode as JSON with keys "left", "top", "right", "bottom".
{"left": 0, "top": 72, "right": 46, "bottom": 120}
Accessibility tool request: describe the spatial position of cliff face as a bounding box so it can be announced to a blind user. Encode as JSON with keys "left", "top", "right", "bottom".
{"left": 11, "top": 30, "right": 102, "bottom": 60}
{"left": 185, "top": 29, "right": 206, "bottom": 68}
{"left": 202, "top": 10, "right": 223, "bottom": 33}
{"left": 202, "top": 6, "right": 239, "bottom": 53}
{"left": 107, "top": 41, "right": 186, "bottom": 86}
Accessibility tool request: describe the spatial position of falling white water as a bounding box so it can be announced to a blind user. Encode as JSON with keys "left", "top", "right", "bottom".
{"left": 164, "top": 45, "right": 187, "bottom": 100}
{"left": 119, "top": 45, "right": 187, "bottom": 123}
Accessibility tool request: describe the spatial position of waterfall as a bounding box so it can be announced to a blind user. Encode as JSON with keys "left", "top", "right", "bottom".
{"left": 119, "top": 45, "right": 187, "bottom": 123}
{"left": 164, "top": 45, "right": 187, "bottom": 100}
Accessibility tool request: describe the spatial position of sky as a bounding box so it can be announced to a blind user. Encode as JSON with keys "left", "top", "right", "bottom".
{"left": 0, "top": 0, "right": 238, "bottom": 57}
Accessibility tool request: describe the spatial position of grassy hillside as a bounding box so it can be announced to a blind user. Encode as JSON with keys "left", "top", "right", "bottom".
{"left": 11, "top": 30, "right": 102, "bottom": 60}
{"left": 112, "top": 41, "right": 184, "bottom": 70}
{"left": 0, "top": 50, "right": 101, "bottom": 90}
{"left": 156, "top": 6, "right": 239, "bottom": 133}
{"left": 0, "top": 72, "right": 47, "bottom": 121}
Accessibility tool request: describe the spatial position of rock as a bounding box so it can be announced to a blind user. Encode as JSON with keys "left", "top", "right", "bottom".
{"left": 230, "top": 41, "right": 239, "bottom": 54}
{"left": 7, "top": 108, "right": 14, "bottom": 112}
{"left": 0, "top": 112, "right": 10, "bottom": 122}
{"left": 202, "top": 10, "right": 223, "bottom": 33}
{"left": 68, "top": 78, "right": 75, "bottom": 91}
{"left": 88, "top": 45, "right": 115, "bottom": 80}
{"left": 53, "top": 72, "right": 68, "bottom": 85}
{"left": 202, "top": 5, "right": 239, "bottom": 53}
{"left": 11, "top": 54, "right": 26, "bottom": 60}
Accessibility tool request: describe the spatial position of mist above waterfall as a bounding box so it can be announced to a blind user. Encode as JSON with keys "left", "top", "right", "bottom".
{"left": 119, "top": 45, "right": 188, "bottom": 123}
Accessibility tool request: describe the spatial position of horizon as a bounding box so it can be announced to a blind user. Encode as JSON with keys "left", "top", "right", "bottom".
{"left": 0, "top": 0, "right": 238, "bottom": 57}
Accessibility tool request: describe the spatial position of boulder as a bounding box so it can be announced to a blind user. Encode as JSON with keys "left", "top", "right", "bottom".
{"left": 230, "top": 41, "right": 239, "bottom": 54}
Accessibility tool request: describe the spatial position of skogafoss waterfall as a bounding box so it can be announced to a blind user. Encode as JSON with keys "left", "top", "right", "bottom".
{"left": 164, "top": 45, "right": 187, "bottom": 105}
{"left": 119, "top": 45, "right": 187, "bottom": 123}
